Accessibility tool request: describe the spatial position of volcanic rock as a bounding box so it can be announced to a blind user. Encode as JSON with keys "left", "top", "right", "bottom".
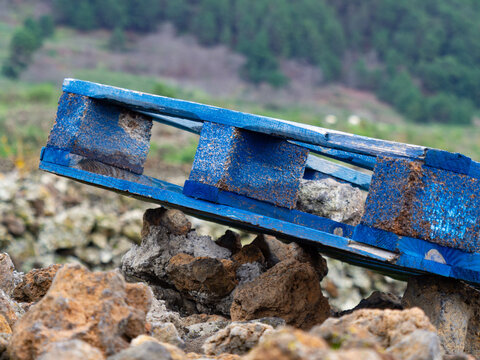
{"left": 243, "top": 327, "right": 330, "bottom": 360}
{"left": 202, "top": 321, "right": 273, "bottom": 356}
{"left": 8, "top": 264, "right": 151, "bottom": 359}
{"left": 230, "top": 259, "right": 330, "bottom": 329}
{"left": 12, "top": 264, "right": 62, "bottom": 303}
{"left": 166, "top": 253, "right": 237, "bottom": 299}
{"left": 251, "top": 234, "right": 328, "bottom": 279}
{"left": 0, "top": 253, "right": 23, "bottom": 296}
{"left": 38, "top": 340, "right": 105, "bottom": 360}
{"left": 296, "top": 178, "right": 367, "bottom": 225}
{"left": 312, "top": 308, "right": 439, "bottom": 358}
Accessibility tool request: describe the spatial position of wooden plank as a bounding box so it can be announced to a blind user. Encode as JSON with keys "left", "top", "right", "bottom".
{"left": 62, "top": 79, "right": 428, "bottom": 159}
{"left": 291, "top": 141, "right": 377, "bottom": 170}
{"left": 304, "top": 156, "right": 371, "bottom": 190}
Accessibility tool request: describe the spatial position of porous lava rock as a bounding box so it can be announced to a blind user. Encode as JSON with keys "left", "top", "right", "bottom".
{"left": 12, "top": 264, "right": 62, "bottom": 303}
{"left": 0, "top": 253, "right": 23, "bottom": 296}
{"left": 230, "top": 259, "right": 330, "bottom": 329}
{"left": 202, "top": 321, "right": 273, "bottom": 356}
{"left": 8, "top": 264, "right": 151, "bottom": 360}
{"left": 251, "top": 234, "right": 328, "bottom": 279}
{"left": 38, "top": 340, "right": 105, "bottom": 360}
{"left": 312, "top": 308, "right": 441, "bottom": 359}
{"left": 166, "top": 254, "right": 237, "bottom": 299}
{"left": 296, "top": 178, "right": 367, "bottom": 226}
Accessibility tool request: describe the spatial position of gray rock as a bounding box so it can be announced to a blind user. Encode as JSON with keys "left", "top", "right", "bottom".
{"left": 122, "top": 208, "right": 230, "bottom": 284}
{"left": 202, "top": 321, "right": 274, "bottom": 356}
{"left": 402, "top": 276, "right": 480, "bottom": 356}
{"left": 255, "top": 317, "right": 286, "bottom": 328}
{"left": 387, "top": 330, "right": 443, "bottom": 360}
{"left": 38, "top": 340, "right": 104, "bottom": 360}
{"left": 107, "top": 341, "right": 172, "bottom": 360}
{"left": 146, "top": 297, "right": 183, "bottom": 333}
{"left": 236, "top": 262, "right": 263, "bottom": 284}
{"left": 296, "top": 178, "right": 367, "bottom": 225}
{"left": 151, "top": 322, "right": 184, "bottom": 349}
{"left": 183, "top": 319, "right": 230, "bottom": 354}
{"left": 0, "top": 253, "right": 23, "bottom": 296}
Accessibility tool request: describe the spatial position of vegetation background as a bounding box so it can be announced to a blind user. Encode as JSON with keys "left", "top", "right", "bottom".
{"left": 1, "top": 0, "right": 480, "bottom": 170}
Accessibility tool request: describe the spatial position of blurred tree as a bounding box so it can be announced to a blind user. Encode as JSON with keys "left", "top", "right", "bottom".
{"left": 108, "top": 27, "right": 127, "bottom": 52}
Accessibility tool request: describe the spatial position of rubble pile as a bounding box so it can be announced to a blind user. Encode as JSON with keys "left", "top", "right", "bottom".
{"left": 1, "top": 170, "right": 478, "bottom": 359}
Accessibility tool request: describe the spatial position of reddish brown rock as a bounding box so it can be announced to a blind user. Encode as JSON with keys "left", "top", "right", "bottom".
{"left": 231, "top": 244, "right": 265, "bottom": 267}
{"left": 251, "top": 235, "right": 328, "bottom": 279}
{"left": 215, "top": 230, "right": 242, "bottom": 254}
{"left": 311, "top": 308, "right": 437, "bottom": 349}
{"left": 166, "top": 253, "right": 237, "bottom": 298}
{"left": 243, "top": 327, "right": 329, "bottom": 360}
{"left": 141, "top": 208, "right": 191, "bottom": 238}
{"left": 8, "top": 264, "right": 152, "bottom": 360}
{"left": 230, "top": 259, "right": 330, "bottom": 329}
{"left": 12, "top": 264, "right": 62, "bottom": 303}
{"left": 0, "top": 315, "right": 11, "bottom": 334}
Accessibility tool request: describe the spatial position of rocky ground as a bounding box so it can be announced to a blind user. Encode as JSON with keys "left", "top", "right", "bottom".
{"left": 1, "top": 169, "right": 479, "bottom": 359}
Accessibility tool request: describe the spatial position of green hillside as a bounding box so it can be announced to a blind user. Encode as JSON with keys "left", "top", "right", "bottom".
{"left": 39, "top": 0, "right": 480, "bottom": 124}
{"left": 2, "top": 0, "right": 480, "bottom": 167}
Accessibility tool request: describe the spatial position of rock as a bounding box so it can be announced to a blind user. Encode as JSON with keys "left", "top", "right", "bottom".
{"left": 296, "top": 178, "right": 367, "bottom": 225}
{"left": 0, "top": 288, "right": 24, "bottom": 328}
{"left": 166, "top": 254, "right": 237, "bottom": 299}
{"left": 130, "top": 335, "right": 188, "bottom": 360}
{"left": 142, "top": 208, "right": 191, "bottom": 237}
{"left": 107, "top": 339, "right": 173, "bottom": 360}
{"left": 231, "top": 244, "right": 265, "bottom": 267}
{"left": 12, "top": 264, "right": 62, "bottom": 303}
{"left": 0, "top": 333, "right": 11, "bottom": 356}
{"left": 230, "top": 259, "right": 330, "bottom": 329}
{"left": 183, "top": 317, "right": 230, "bottom": 354}
{"left": 121, "top": 207, "right": 230, "bottom": 287}
{"left": 146, "top": 297, "right": 183, "bottom": 332}
{"left": 2, "top": 214, "right": 26, "bottom": 237}
{"left": 235, "top": 263, "right": 263, "bottom": 285}
{"left": 0, "top": 253, "right": 23, "bottom": 296}
{"left": 38, "top": 340, "right": 105, "bottom": 360}
{"left": 8, "top": 264, "right": 151, "bottom": 359}
{"left": 203, "top": 321, "right": 273, "bottom": 356}
{"left": 402, "top": 275, "right": 480, "bottom": 356}
{"left": 338, "top": 291, "right": 403, "bottom": 316}
{"left": 443, "top": 355, "right": 476, "bottom": 360}
{"left": 151, "top": 322, "right": 185, "bottom": 348}
{"left": 387, "top": 329, "right": 442, "bottom": 360}
{"left": 311, "top": 308, "right": 436, "bottom": 350}
{"left": 243, "top": 327, "right": 329, "bottom": 360}
{"left": 0, "top": 314, "right": 12, "bottom": 334}
{"left": 215, "top": 230, "right": 242, "bottom": 254}
{"left": 251, "top": 235, "right": 328, "bottom": 279}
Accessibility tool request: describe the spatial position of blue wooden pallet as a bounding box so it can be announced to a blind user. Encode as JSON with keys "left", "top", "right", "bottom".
{"left": 39, "top": 79, "right": 480, "bottom": 285}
